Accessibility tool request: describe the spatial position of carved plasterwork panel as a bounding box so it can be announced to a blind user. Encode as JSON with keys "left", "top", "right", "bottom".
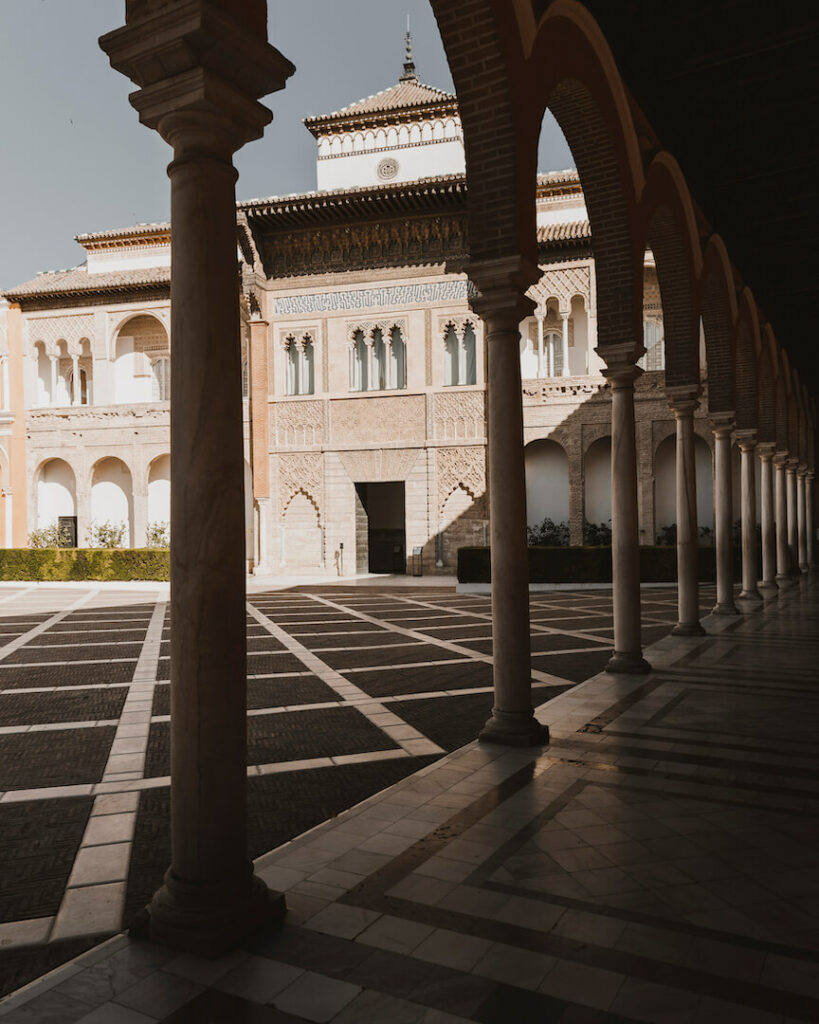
{"left": 330, "top": 396, "right": 425, "bottom": 445}
{"left": 274, "top": 400, "right": 325, "bottom": 447}
{"left": 338, "top": 448, "right": 420, "bottom": 483}
{"left": 436, "top": 446, "right": 486, "bottom": 515}
{"left": 433, "top": 390, "right": 485, "bottom": 441}
{"left": 278, "top": 452, "right": 323, "bottom": 519}
{"left": 532, "top": 264, "right": 591, "bottom": 313}
{"left": 28, "top": 315, "right": 95, "bottom": 356}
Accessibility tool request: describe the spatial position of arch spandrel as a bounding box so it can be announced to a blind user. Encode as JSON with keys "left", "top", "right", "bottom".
{"left": 698, "top": 235, "right": 737, "bottom": 417}
{"left": 734, "top": 290, "right": 760, "bottom": 432}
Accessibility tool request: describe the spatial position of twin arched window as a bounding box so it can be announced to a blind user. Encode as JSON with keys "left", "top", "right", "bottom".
{"left": 350, "top": 326, "right": 406, "bottom": 392}
{"left": 285, "top": 333, "right": 315, "bottom": 395}
{"left": 443, "top": 322, "right": 477, "bottom": 386}
{"left": 152, "top": 358, "right": 170, "bottom": 402}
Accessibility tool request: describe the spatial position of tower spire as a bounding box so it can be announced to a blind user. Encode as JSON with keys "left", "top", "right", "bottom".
{"left": 400, "top": 14, "right": 417, "bottom": 82}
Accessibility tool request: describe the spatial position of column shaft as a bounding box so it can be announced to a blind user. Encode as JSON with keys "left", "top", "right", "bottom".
{"left": 711, "top": 421, "right": 738, "bottom": 614}
{"left": 670, "top": 398, "right": 703, "bottom": 635}
{"left": 606, "top": 367, "right": 649, "bottom": 672}
{"left": 797, "top": 472, "right": 807, "bottom": 571}
{"left": 758, "top": 447, "right": 776, "bottom": 588}
{"left": 536, "top": 315, "right": 544, "bottom": 378}
{"left": 737, "top": 436, "right": 761, "bottom": 600}
{"left": 561, "top": 312, "right": 570, "bottom": 376}
{"left": 807, "top": 475, "right": 815, "bottom": 568}
{"left": 787, "top": 464, "right": 798, "bottom": 575}
{"left": 480, "top": 312, "right": 548, "bottom": 745}
{"left": 775, "top": 458, "right": 790, "bottom": 580}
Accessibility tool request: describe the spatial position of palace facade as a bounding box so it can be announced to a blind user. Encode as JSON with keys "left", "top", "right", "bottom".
{"left": 2, "top": 47, "right": 719, "bottom": 574}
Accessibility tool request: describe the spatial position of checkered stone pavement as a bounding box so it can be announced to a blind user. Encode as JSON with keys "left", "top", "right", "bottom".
{"left": 0, "top": 580, "right": 704, "bottom": 999}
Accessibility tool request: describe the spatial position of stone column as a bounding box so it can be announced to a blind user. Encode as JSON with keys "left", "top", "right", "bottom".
{"left": 133, "top": 489, "right": 149, "bottom": 549}
{"left": 797, "top": 467, "right": 808, "bottom": 571}
{"left": 366, "top": 337, "right": 376, "bottom": 391}
{"left": 774, "top": 453, "right": 790, "bottom": 581}
{"left": 561, "top": 311, "right": 570, "bottom": 376}
{"left": 71, "top": 356, "right": 81, "bottom": 405}
{"left": 786, "top": 458, "right": 799, "bottom": 575}
{"left": 471, "top": 259, "right": 548, "bottom": 746}
{"left": 757, "top": 442, "right": 777, "bottom": 589}
{"left": 49, "top": 355, "right": 58, "bottom": 407}
{"left": 601, "top": 348, "right": 649, "bottom": 672}
{"left": 735, "top": 430, "right": 762, "bottom": 601}
{"left": 667, "top": 387, "right": 704, "bottom": 635}
{"left": 536, "top": 312, "right": 544, "bottom": 378}
{"left": 101, "top": 1, "right": 294, "bottom": 956}
{"left": 807, "top": 472, "right": 816, "bottom": 568}
{"left": 711, "top": 414, "right": 739, "bottom": 614}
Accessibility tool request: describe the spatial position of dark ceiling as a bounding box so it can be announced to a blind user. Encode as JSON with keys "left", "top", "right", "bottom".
{"left": 581, "top": 1, "right": 819, "bottom": 393}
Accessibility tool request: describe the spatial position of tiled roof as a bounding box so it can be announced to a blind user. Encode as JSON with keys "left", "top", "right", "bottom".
{"left": 537, "top": 220, "right": 591, "bottom": 244}
{"left": 3, "top": 265, "right": 170, "bottom": 301}
{"left": 305, "top": 79, "right": 457, "bottom": 134}
{"left": 76, "top": 222, "right": 170, "bottom": 244}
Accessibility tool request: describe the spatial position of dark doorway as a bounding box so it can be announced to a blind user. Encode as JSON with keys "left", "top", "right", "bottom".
{"left": 354, "top": 482, "right": 406, "bottom": 574}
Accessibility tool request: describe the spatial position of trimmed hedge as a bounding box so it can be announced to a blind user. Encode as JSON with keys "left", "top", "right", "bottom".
{"left": 0, "top": 548, "right": 170, "bottom": 581}
{"left": 457, "top": 545, "right": 741, "bottom": 585}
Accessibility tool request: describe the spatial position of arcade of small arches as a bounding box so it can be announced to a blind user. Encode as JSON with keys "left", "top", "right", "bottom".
{"left": 316, "top": 116, "right": 461, "bottom": 159}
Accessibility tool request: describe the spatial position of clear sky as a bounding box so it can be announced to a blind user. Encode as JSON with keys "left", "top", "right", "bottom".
{"left": 0, "top": 0, "right": 574, "bottom": 291}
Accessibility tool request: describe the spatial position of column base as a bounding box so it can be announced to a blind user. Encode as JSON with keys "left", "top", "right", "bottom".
{"left": 606, "top": 652, "right": 650, "bottom": 674}
{"left": 479, "top": 708, "right": 549, "bottom": 747}
{"left": 131, "top": 869, "right": 285, "bottom": 959}
{"left": 711, "top": 602, "right": 740, "bottom": 615}
{"left": 671, "top": 621, "right": 706, "bottom": 637}
{"left": 775, "top": 573, "right": 795, "bottom": 586}
{"left": 737, "top": 589, "right": 764, "bottom": 602}
{"left": 758, "top": 580, "right": 778, "bottom": 592}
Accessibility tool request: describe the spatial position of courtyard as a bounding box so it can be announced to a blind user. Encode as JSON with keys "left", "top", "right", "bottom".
{"left": 0, "top": 578, "right": 705, "bottom": 998}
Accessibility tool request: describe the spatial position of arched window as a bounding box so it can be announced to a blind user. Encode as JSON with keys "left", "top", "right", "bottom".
{"left": 241, "top": 357, "right": 249, "bottom": 398}
{"left": 372, "top": 328, "right": 387, "bottom": 390}
{"left": 388, "top": 326, "right": 407, "bottom": 389}
{"left": 350, "top": 330, "right": 368, "bottom": 392}
{"left": 546, "top": 332, "right": 563, "bottom": 377}
{"left": 285, "top": 333, "right": 315, "bottom": 396}
{"left": 640, "top": 320, "right": 665, "bottom": 371}
{"left": 444, "top": 322, "right": 476, "bottom": 386}
{"left": 152, "top": 357, "right": 171, "bottom": 401}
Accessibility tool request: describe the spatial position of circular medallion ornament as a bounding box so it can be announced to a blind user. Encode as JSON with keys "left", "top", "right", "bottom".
{"left": 377, "top": 157, "right": 399, "bottom": 181}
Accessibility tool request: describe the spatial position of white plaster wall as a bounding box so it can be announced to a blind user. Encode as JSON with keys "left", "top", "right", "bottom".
{"left": 654, "top": 435, "right": 676, "bottom": 532}
{"left": 317, "top": 139, "right": 465, "bottom": 191}
{"left": 696, "top": 436, "right": 714, "bottom": 532}
{"left": 570, "top": 296, "right": 589, "bottom": 376}
{"left": 148, "top": 454, "right": 170, "bottom": 525}
{"left": 37, "top": 459, "right": 76, "bottom": 529}
{"left": 585, "top": 437, "right": 612, "bottom": 525}
{"left": 87, "top": 245, "right": 171, "bottom": 274}
{"left": 91, "top": 457, "right": 133, "bottom": 545}
{"left": 525, "top": 439, "right": 570, "bottom": 526}
{"left": 114, "top": 337, "right": 153, "bottom": 404}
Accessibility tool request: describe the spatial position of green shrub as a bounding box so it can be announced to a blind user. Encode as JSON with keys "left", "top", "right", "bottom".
{"left": 0, "top": 548, "right": 170, "bottom": 581}
{"left": 526, "top": 518, "right": 570, "bottom": 546}
{"left": 583, "top": 519, "right": 612, "bottom": 545}
{"left": 457, "top": 544, "right": 728, "bottom": 584}
{"left": 146, "top": 521, "right": 170, "bottom": 548}
{"left": 86, "top": 520, "right": 127, "bottom": 548}
{"left": 29, "top": 524, "right": 62, "bottom": 548}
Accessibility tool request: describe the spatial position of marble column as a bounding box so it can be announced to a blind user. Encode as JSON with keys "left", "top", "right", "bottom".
{"left": 797, "top": 468, "right": 808, "bottom": 571}
{"left": 774, "top": 453, "right": 790, "bottom": 581}
{"left": 536, "top": 313, "right": 544, "bottom": 378}
{"left": 806, "top": 472, "right": 815, "bottom": 568}
{"left": 101, "top": 0, "right": 294, "bottom": 956}
{"left": 472, "top": 261, "right": 549, "bottom": 746}
{"left": 711, "top": 414, "right": 739, "bottom": 614}
{"left": 72, "top": 356, "right": 81, "bottom": 405}
{"left": 786, "top": 458, "right": 799, "bottom": 576}
{"left": 757, "top": 442, "right": 777, "bottom": 589}
{"left": 49, "top": 355, "right": 58, "bottom": 407}
{"left": 602, "top": 350, "right": 649, "bottom": 672}
{"left": 667, "top": 387, "right": 704, "bottom": 635}
{"left": 561, "top": 311, "right": 570, "bottom": 376}
{"left": 366, "top": 337, "right": 376, "bottom": 391}
{"left": 735, "top": 430, "right": 762, "bottom": 601}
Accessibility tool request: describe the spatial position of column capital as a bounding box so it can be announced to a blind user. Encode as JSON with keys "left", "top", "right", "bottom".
{"left": 734, "top": 427, "right": 757, "bottom": 452}
{"left": 710, "top": 411, "right": 735, "bottom": 439}
{"left": 468, "top": 255, "right": 539, "bottom": 325}
{"left": 757, "top": 441, "right": 776, "bottom": 459}
{"left": 597, "top": 343, "right": 643, "bottom": 388}
{"left": 773, "top": 450, "right": 789, "bottom": 467}
{"left": 100, "top": 1, "right": 295, "bottom": 158}
{"left": 785, "top": 456, "right": 800, "bottom": 471}
{"left": 666, "top": 384, "right": 701, "bottom": 417}
{"left": 797, "top": 462, "right": 808, "bottom": 476}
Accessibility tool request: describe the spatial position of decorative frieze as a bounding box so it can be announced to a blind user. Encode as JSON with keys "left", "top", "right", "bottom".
{"left": 521, "top": 377, "right": 607, "bottom": 403}
{"left": 27, "top": 314, "right": 95, "bottom": 356}
{"left": 338, "top": 448, "right": 420, "bottom": 483}
{"left": 433, "top": 390, "right": 485, "bottom": 440}
{"left": 273, "top": 280, "right": 470, "bottom": 316}
{"left": 278, "top": 452, "right": 323, "bottom": 519}
{"left": 436, "top": 445, "right": 486, "bottom": 515}
{"left": 273, "top": 400, "right": 325, "bottom": 447}
{"left": 330, "top": 395, "right": 425, "bottom": 444}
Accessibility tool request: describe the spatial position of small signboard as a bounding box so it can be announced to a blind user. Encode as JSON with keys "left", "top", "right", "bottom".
{"left": 57, "top": 516, "right": 77, "bottom": 548}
